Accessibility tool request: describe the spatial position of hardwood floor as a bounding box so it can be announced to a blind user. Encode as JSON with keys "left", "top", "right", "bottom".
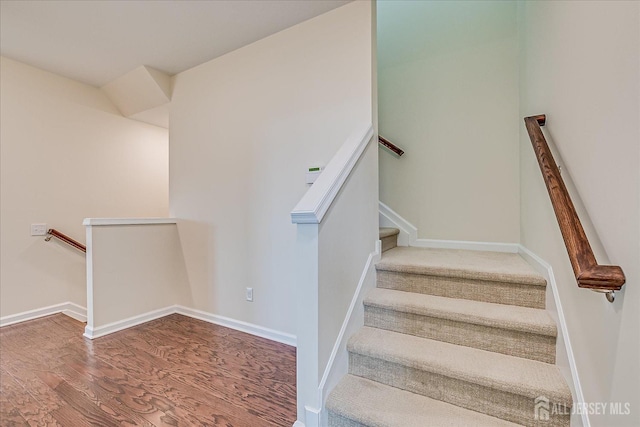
{"left": 0, "top": 313, "right": 297, "bottom": 426}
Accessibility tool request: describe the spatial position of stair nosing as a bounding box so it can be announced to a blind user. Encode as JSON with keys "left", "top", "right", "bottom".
{"left": 364, "top": 288, "right": 557, "bottom": 337}
{"left": 376, "top": 247, "right": 547, "bottom": 287}
{"left": 379, "top": 227, "right": 400, "bottom": 239}
{"left": 348, "top": 326, "right": 572, "bottom": 405}
{"left": 327, "top": 374, "right": 524, "bottom": 427}
{"left": 376, "top": 262, "right": 547, "bottom": 286}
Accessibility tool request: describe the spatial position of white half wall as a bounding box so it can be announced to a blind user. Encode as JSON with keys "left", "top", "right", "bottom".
{"left": 377, "top": 1, "right": 520, "bottom": 243}
{"left": 169, "top": 1, "right": 374, "bottom": 337}
{"left": 293, "top": 131, "right": 378, "bottom": 427}
{"left": 0, "top": 57, "right": 169, "bottom": 319}
{"left": 84, "top": 219, "right": 190, "bottom": 338}
{"left": 518, "top": 2, "right": 639, "bottom": 426}
{"left": 317, "top": 138, "right": 378, "bottom": 391}
{"left": 317, "top": 247, "right": 380, "bottom": 427}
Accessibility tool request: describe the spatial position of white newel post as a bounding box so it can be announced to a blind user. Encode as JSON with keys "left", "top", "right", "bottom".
{"left": 295, "top": 223, "right": 321, "bottom": 427}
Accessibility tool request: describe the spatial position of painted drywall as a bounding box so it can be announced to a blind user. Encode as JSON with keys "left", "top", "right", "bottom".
{"left": 170, "top": 1, "right": 373, "bottom": 336}
{"left": 101, "top": 65, "right": 172, "bottom": 128}
{"left": 378, "top": 0, "right": 520, "bottom": 243}
{"left": 318, "top": 140, "right": 377, "bottom": 379}
{"left": 318, "top": 137, "right": 378, "bottom": 395}
{"left": 86, "top": 223, "right": 189, "bottom": 330}
{"left": 519, "top": 2, "right": 639, "bottom": 426}
{"left": 0, "top": 57, "right": 169, "bottom": 318}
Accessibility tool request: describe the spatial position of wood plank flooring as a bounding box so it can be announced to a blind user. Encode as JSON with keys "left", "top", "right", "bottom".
{"left": 0, "top": 313, "right": 296, "bottom": 426}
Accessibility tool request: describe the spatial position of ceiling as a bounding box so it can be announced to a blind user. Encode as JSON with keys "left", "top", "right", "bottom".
{"left": 0, "top": 0, "right": 350, "bottom": 87}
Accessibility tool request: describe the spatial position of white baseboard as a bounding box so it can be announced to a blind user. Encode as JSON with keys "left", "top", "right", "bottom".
{"left": 379, "top": 201, "right": 417, "bottom": 246}
{"left": 63, "top": 302, "right": 87, "bottom": 322}
{"left": 303, "top": 406, "right": 321, "bottom": 427}
{"left": 518, "top": 245, "right": 588, "bottom": 427}
{"left": 84, "top": 305, "right": 175, "bottom": 339}
{"left": 84, "top": 305, "right": 295, "bottom": 346}
{"left": 413, "top": 238, "right": 519, "bottom": 253}
{"left": 1, "top": 302, "right": 87, "bottom": 327}
{"left": 175, "top": 305, "right": 296, "bottom": 347}
{"left": 4, "top": 301, "right": 295, "bottom": 350}
{"left": 293, "top": 421, "right": 306, "bottom": 427}
{"left": 379, "top": 201, "right": 518, "bottom": 253}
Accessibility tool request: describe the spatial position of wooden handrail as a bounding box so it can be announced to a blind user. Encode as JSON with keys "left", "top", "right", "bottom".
{"left": 524, "top": 115, "right": 625, "bottom": 299}
{"left": 378, "top": 135, "right": 404, "bottom": 156}
{"left": 45, "top": 229, "right": 86, "bottom": 253}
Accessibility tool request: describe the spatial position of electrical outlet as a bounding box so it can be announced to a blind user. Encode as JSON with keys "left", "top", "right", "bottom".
{"left": 31, "top": 223, "right": 47, "bottom": 236}
{"left": 246, "top": 287, "right": 253, "bottom": 302}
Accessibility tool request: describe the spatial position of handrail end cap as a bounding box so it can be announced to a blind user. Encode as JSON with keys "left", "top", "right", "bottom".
{"left": 525, "top": 114, "right": 546, "bottom": 126}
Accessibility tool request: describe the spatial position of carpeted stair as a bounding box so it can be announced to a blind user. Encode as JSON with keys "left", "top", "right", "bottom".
{"left": 379, "top": 227, "right": 400, "bottom": 253}
{"left": 327, "top": 243, "right": 573, "bottom": 427}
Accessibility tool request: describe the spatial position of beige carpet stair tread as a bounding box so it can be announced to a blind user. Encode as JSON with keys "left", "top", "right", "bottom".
{"left": 327, "top": 374, "right": 523, "bottom": 427}
{"left": 379, "top": 227, "right": 400, "bottom": 239}
{"left": 348, "top": 327, "right": 572, "bottom": 405}
{"left": 364, "top": 288, "right": 556, "bottom": 336}
{"left": 376, "top": 247, "right": 546, "bottom": 286}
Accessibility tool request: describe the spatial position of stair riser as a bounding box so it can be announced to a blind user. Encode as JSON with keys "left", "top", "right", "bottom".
{"left": 328, "top": 413, "right": 366, "bottom": 427}
{"left": 377, "top": 271, "right": 546, "bottom": 309}
{"left": 364, "top": 305, "right": 556, "bottom": 363}
{"left": 350, "top": 353, "right": 570, "bottom": 427}
{"left": 380, "top": 235, "right": 398, "bottom": 253}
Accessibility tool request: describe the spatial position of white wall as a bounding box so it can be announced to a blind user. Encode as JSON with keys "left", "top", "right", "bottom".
{"left": 519, "top": 2, "right": 639, "bottom": 426}
{"left": 318, "top": 143, "right": 378, "bottom": 379}
{"left": 0, "top": 57, "right": 169, "bottom": 318}
{"left": 378, "top": 0, "right": 520, "bottom": 243}
{"left": 170, "top": 1, "right": 374, "bottom": 336}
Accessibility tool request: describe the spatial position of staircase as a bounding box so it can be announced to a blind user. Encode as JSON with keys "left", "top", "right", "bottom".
{"left": 326, "top": 229, "right": 573, "bottom": 427}
{"left": 379, "top": 227, "right": 400, "bottom": 253}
